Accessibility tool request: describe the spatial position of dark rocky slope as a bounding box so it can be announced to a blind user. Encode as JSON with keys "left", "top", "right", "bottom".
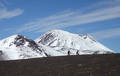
{"left": 0, "top": 54, "right": 120, "bottom": 76}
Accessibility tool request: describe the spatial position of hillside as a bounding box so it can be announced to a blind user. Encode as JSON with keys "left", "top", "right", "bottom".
{"left": 0, "top": 54, "right": 120, "bottom": 76}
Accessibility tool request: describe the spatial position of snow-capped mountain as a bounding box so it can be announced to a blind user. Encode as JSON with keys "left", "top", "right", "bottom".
{"left": 35, "top": 30, "right": 113, "bottom": 55}
{"left": 0, "top": 35, "right": 46, "bottom": 60}
{"left": 0, "top": 30, "right": 114, "bottom": 60}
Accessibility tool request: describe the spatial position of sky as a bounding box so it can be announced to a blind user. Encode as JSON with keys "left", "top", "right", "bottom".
{"left": 0, "top": 0, "right": 120, "bottom": 52}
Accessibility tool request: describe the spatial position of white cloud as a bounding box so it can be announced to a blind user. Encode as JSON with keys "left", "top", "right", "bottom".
{"left": 0, "top": 0, "right": 23, "bottom": 20}
{"left": 17, "top": 5, "right": 120, "bottom": 33}
{"left": 90, "top": 28, "right": 120, "bottom": 40}
{"left": 0, "top": 8, "right": 24, "bottom": 20}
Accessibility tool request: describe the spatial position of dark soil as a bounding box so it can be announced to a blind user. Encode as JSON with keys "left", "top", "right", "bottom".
{"left": 0, "top": 54, "right": 120, "bottom": 76}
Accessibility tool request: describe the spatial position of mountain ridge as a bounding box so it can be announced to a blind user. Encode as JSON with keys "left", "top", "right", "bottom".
{"left": 0, "top": 35, "right": 46, "bottom": 60}
{"left": 35, "top": 30, "right": 113, "bottom": 54}
{"left": 0, "top": 30, "right": 114, "bottom": 60}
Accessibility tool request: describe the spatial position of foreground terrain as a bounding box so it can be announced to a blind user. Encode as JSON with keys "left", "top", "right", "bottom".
{"left": 0, "top": 54, "right": 120, "bottom": 76}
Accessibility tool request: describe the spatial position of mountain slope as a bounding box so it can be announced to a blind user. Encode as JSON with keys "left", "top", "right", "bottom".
{"left": 0, "top": 30, "right": 114, "bottom": 60}
{"left": 0, "top": 35, "right": 46, "bottom": 60}
{"left": 35, "top": 30, "right": 113, "bottom": 55}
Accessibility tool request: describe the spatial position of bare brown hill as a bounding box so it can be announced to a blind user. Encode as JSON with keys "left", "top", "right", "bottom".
{"left": 0, "top": 54, "right": 120, "bottom": 76}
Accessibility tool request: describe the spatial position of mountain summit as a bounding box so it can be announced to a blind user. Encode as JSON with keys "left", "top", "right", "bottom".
{"left": 0, "top": 35, "right": 46, "bottom": 60}
{"left": 0, "top": 30, "right": 114, "bottom": 60}
{"left": 35, "top": 30, "right": 113, "bottom": 55}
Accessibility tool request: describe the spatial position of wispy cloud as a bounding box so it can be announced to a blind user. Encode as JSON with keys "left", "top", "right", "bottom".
{"left": 17, "top": 4, "right": 120, "bottom": 33}
{"left": 0, "top": 0, "right": 24, "bottom": 20}
{"left": 0, "top": 8, "right": 23, "bottom": 20}
{"left": 90, "top": 27, "right": 120, "bottom": 40}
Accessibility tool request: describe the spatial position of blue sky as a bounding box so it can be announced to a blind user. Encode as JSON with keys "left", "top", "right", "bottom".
{"left": 0, "top": 0, "right": 120, "bottom": 52}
